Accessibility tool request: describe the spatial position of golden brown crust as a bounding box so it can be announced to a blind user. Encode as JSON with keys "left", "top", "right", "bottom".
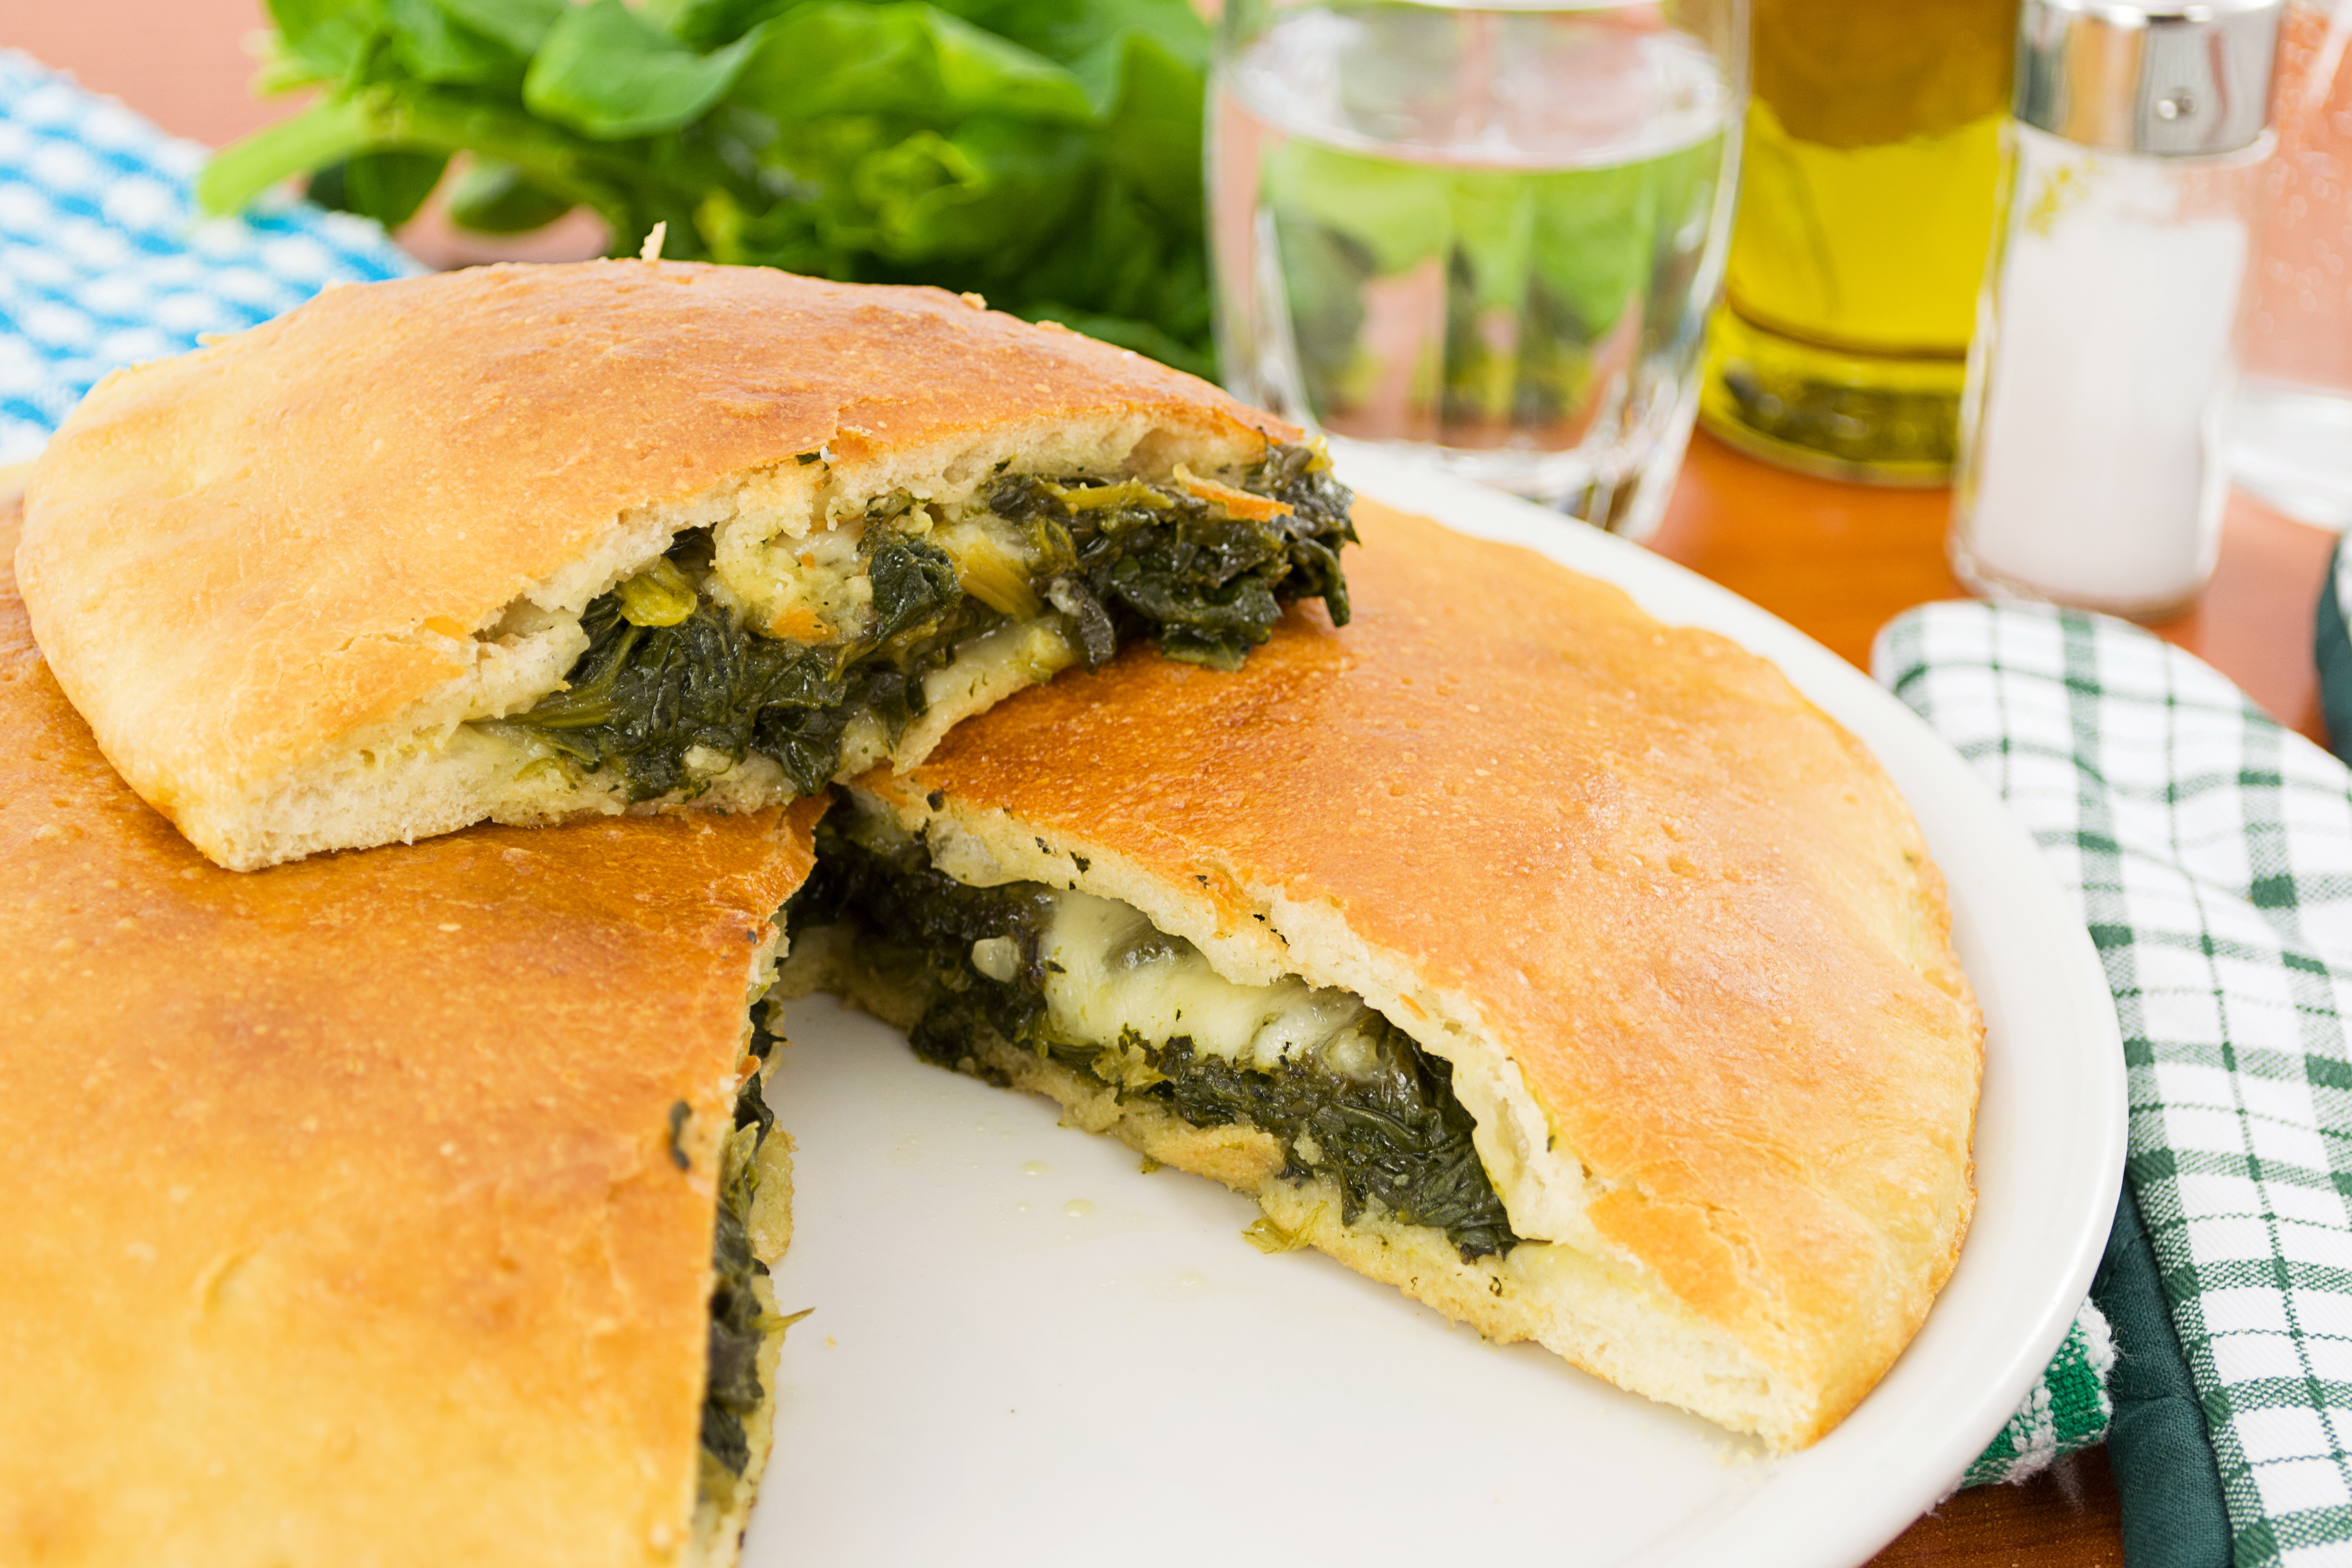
{"left": 14, "top": 260, "right": 1294, "bottom": 848}
{"left": 0, "top": 487, "right": 822, "bottom": 1567}
{"left": 871, "top": 499, "right": 1982, "bottom": 1446}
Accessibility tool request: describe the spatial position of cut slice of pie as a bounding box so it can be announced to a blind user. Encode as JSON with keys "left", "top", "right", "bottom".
{"left": 17, "top": 261, "right": 1353, "bottom": 871}
{"left": 0, "top": 491, "right": 822, "bottom": 1567}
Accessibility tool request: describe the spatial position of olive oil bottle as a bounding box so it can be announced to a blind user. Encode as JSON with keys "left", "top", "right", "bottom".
{"left": 1699, "top": 0, "right": 2017, "bottom": 482}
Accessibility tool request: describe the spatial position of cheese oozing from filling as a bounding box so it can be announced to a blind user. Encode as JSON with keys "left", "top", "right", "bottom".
{"left": 1019, "top": 889, "right": 1389, "bottom": 1080}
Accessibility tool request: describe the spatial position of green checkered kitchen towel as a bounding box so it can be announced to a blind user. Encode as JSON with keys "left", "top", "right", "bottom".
{"left": 1879, "top": 599, "right": 2352, "bottom": 1567}
{"left": 1966, "top": 1306, "right": 2115, "bottom": 1487}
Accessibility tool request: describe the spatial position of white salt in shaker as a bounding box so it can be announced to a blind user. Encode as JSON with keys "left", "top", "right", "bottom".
{"left": 1950, "top": 0, "right": 2283, "bottom": 620}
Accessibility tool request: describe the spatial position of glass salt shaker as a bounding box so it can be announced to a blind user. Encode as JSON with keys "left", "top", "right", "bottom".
{"left": 1950, "top": 0, "right": 2283, "bottom": 621}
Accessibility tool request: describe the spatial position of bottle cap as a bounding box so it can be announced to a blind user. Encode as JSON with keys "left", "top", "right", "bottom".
{"left": 2016, "top": 0, "right": 2283, "bottom": 156}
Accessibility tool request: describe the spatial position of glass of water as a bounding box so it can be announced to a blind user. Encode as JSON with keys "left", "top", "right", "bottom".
{"left": 1210, "top": 0, "right": 1746, "bottom": 539}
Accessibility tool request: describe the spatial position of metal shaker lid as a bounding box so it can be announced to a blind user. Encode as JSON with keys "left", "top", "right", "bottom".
{"left": 2015, "top": 0, "right": 2283, "bottom": 156}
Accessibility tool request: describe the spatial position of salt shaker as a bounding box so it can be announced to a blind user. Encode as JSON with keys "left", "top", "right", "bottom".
{"left": 1950, "top": 0, "right": 2283, "bottom": 620}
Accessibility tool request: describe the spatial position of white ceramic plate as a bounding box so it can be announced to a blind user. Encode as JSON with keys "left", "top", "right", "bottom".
{"left": 742, "top": 447, "right": 2126, "bottom": 1568}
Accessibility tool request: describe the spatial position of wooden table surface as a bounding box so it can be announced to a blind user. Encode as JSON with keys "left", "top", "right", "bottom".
{"left": 15, "top": 3, "right": 2342, "bottom": 1560}
{"left": 1654, "top": 432, "right": 2336, "bottom": 751}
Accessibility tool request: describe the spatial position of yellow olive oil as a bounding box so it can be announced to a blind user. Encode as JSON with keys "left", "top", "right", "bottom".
{"left": 1700, "top": 0, "right": 2016, "bottom": 482}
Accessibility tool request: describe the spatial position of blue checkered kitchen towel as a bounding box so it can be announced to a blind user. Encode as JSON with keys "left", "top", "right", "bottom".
{"left": 1881, "top": 601, "right": 2352, "bottom": 1568}
{"left": 0, "top": 49, "right": 414, "bottom": 466}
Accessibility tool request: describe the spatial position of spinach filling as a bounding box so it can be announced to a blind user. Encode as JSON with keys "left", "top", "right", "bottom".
{"left": 697, "top": 1013, "right": 785, "bottom": 1485}
{"left": 501, "top": 444, "right": 1355, "bottom": 803}
{"left": 789, "top": 813, "right": 1521, "bottom": 1263}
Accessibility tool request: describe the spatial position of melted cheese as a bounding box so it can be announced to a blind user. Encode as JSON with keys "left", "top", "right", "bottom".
{"left": 1038, "top": 890, "right": 1373, "bottom": 1073}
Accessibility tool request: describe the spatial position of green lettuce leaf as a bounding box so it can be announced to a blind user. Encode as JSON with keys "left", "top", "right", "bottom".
{"left": 261, "top": 0, "right": 386, "bottom": 87}
{"left": 443, "top": 157, "right": 574, "bottom": 232}
{"left": 433, "top": 0, "right": 564, "bottom": 54}
{"left": 926, "top": 0, "right": 1207, "bottom": 100}
{"left": 1095, "top": 26, "right": 1203, "bottom": 221}
{"left": 727, "top": 4, "right": 1093, "bottom": 126}
{"left": 198, "top": 94, "right": 379, "bottom": 213}
{"left": 309, "top": 146, "right": 452, "bottom": 225}
{"left": 383, "top": 0, "right": 522, "bottom": 84}
{"left": 525, "top": 0, "right": 766, "bottom": 138}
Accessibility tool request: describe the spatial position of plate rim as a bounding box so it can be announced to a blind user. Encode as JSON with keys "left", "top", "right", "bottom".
{"left": 1330, "top": 443, "right": 2128, "bottom": 1568}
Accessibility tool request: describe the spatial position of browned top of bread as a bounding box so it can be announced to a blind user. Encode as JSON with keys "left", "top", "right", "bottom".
{"left": 872, "top": 500, "right": 1982, "bottom": 1442}
{"left": 14, "top": 260, "right": 1292, "bottom": 827}
{"left": 0, "top": 488, "right": 821, "bottom": 1566}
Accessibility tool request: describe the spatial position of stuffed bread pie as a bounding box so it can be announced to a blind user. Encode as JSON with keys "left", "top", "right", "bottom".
{"left": 15, "top": 260, "right": 1352, "bottom": 872}
{"left": 780, "top": 500, "right": 1983, "bottom": 1451}
{"left": 0, "top": 488, "right": 823, "bottom": 1567}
